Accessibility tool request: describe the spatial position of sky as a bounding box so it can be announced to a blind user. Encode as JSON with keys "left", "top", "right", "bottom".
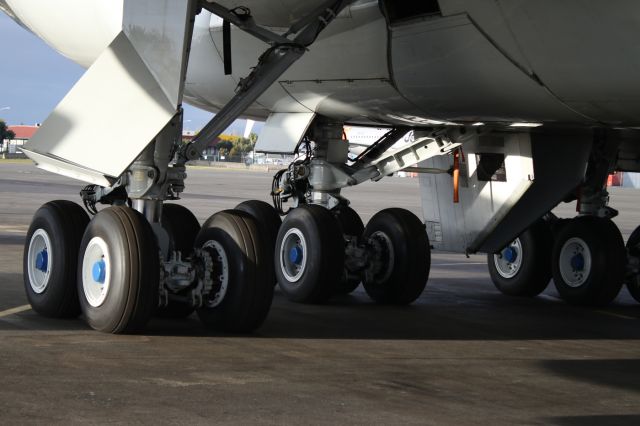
{"left": 0, "top": 12, "right": 224, "bottom": 132}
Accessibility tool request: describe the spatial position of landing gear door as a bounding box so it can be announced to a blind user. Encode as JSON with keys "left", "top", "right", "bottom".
{"left": 22, "top": 0, "right": 196, "bottom": 186}
{"left": 420, "top": 133, "right": 534, "bottom": 253}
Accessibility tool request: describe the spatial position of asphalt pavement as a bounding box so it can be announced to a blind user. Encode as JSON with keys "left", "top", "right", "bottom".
{"left": 0, "top": 161, "right": 638, "bottom": 425}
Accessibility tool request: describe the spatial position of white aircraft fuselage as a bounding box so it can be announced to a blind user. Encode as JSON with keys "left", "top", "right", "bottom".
{"left": 4, "top": 0, "right": 640, "bottom": 127}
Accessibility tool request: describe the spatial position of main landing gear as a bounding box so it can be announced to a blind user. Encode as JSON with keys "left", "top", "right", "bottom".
{"left": 23, "top": 118, "right": 276, "bottom": 334}
{"left": 489, "top": 213, "right": 631, "bottom": 306}
{"left": 24, "top": 200, "right": 275, "bottom": 334}
{"left": 488, "top": 132, "right": 636, "bottom": 307}
{"left": 22, "top": 2, "right": 374, "bottom": 333}
{"left": 269, "top": 118, "right": 432, "bottom": 305}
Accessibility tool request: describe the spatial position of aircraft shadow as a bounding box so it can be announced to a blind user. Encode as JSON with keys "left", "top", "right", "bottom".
{"left": 3, "top": 274, "right": 638, "bottom": 340}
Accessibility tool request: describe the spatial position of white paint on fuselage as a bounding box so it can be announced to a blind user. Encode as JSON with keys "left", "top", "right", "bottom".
{"left": 5, "top": 0, "right": 123, "bottom": 68}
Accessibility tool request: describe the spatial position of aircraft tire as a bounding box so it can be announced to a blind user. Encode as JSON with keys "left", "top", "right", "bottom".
{"left": 195, "top": 210, "right": 274, "bottom": 332}
{"left": 362, "top": 208, "right": 430, "bottom": 305}
{"left": 275, "top": 205, "right": 344, "bottom": 303}
{"left": 78, "top": 206, "right": 159, "bottom": 333}
{"left": 156, "top": 204, "right": 201, "bottom": 319}
{"left": 624, "top": 225, "right": 640, "bottom": 303}
{"left": 236, "top": 200, "right": 281, "bottom": 287}
{"left": 487, "top": 219, "right": 553, "bottom": 297}
{"left": 23, "top": 200, "right": 89, "bottom": 318}
{"left": 332, "top": 205, "right": 364, "bottom": 295}
{"left": 552, "top": 216, "right": 625, "bottom": 306}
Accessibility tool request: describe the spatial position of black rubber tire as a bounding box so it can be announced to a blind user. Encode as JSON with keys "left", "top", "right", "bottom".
{"left": 487, "top": 219, "right": 553, "bottom": 297}
{"left": 624, "top": 225, "right": 640, "bottom": 303}
{"left": 235, "top": 200, "right": 281, "bottom": 287}
{"left": 156, "top": 204, "right": 201, "bottom": 319}
{"left": 77, "top": 206, "right": 160, "bottom": 333}
{"left": 552, "top": 216, "right": 625, "bottom": 306}
{"left": 23, "top": 200, "right": 89, "bottom": 318}
{"left": 195, "top": 210, "right": 274, "bottom": 332}
{"left": 275, "top": 205, "right": 345, "bottom": 303}
{"left": 362, "top": 208, "right": 431, "bottom": 305}
{"left": 332, "top": 206, "right": 364, "bottom": 295}
{"left": 163, "top": 203, "right": 200, "bottom": 256}
{"left": 236, "top": 200, "right": 282, "bottom": 248}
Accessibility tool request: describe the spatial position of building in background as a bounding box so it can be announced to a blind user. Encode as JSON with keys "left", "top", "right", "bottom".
{"left": 1, "top": 125, "right": 39, "bottom": 158}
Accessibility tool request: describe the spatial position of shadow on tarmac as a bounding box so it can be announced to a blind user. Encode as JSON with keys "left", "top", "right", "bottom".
{"left": 3, "top": 274, "right": 639, "bottom": 340}
{"left": 545, "top": 415, "right": 640, "bottom": 426}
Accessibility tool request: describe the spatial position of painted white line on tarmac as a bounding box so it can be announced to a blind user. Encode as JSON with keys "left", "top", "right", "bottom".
{"left": 0, "top": 225, "right": 28, "bottom": 234}
{"left": 537, "top": 294, "right": 563, "bottom": 302}
{"left": 595, "top": 310, "right": 638, "bottom": 320}
{"left": 0, "top": 305, "right": 31, "bottom": 318}
{"left": 538, "top": 295, "right": 637, "bottom": 319}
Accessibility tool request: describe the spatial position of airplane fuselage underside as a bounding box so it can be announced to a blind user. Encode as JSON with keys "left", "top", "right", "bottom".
{"left": 4, "top": 0, "right": 640, "bottom": 127}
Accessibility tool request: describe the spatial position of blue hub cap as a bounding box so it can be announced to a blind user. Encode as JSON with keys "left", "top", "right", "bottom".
{"left": 289, "top": 246, "right": 303, "bottom": 264}
{"left": 570, "top": 253, "right": 585, "bottom": 271}
{"left": 503, "top": 246, "right": 518, "bottom": 263}
{"left": 92, "top": 259, "right": 106, "bottom": 284}
{"left": 35, "top": 249, "right": 48, "bottom": 272}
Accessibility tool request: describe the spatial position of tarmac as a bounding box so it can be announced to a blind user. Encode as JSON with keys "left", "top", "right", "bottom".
{"left": 0, "top": 161, "right": 639, "bottom": 425}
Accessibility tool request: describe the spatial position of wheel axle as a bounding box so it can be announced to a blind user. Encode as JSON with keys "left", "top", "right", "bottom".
{"left": 35, "top": 250, "right": 48, "bottom": 272}
{"left": 503, "top": 246, "right": 518, "bottom": 263}
{"left": 91, "top": 259, "right": 106, "bottom": 284}
{"left": 289, "top": 246, "right": 303, "bottom": 264}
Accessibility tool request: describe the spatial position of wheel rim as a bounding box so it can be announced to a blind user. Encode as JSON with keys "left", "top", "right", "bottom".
{"left": 493, "top": 238, "right": 523, "bottom": 279}
{"left": 203, "top": 240, "right": 229, "bottom": 308}
{"left": 27, "top": 229, "right": 53, "bottom": 294}
{"left": 81, "top": 237, "right": 111, "bottom": 307}
{"left": 280, "top": 228, "right": 307, "bottom": 282}
{"left": 365, "top": 231, "right": 395, "bottom": 284}
{"left": 558, "top": 237, "right": 592, "bottom": 287}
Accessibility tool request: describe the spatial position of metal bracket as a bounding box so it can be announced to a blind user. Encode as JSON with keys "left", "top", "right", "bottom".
{"left": 179, "top": 0, "right": 356, "bottom": 163}
{"left": 201, "top": 2, "right": 292, "bottom": 46}
{"left": 348, "top": 136, "right": 461, "bottom": 185}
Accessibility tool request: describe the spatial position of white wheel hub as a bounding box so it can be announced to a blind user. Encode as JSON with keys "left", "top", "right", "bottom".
{"left": 27, "top": 229, "right": 53, "bottom": 294}
{"left": 493, "top": 238, "right": 523, "bottom": 279}
{"left": 81, "top": 236, "right": 111, "bottom": 307}
{"left": 558, "top": 237, "right": 592, "bottom": 288}
{"left": 279, "top": 228, "right": 307, "bottom": 282}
